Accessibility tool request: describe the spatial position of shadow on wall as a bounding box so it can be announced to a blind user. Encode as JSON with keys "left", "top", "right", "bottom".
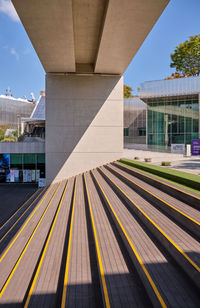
{"left": 45, "top": 75, "right": 123, "bottom": 184}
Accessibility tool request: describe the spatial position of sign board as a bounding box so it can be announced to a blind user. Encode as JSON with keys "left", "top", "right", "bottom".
{"left": 32, "top": 170, "right": 36, "bottom": 182}
{"left": 14, "top": 170, "right": 19, "bottom": 182}
{"left": 36, "top": 170, "right": 40, "bottom": 182}
{"left": 23, "top": 170, "right": 28, "bottom": 182}
{"left": 171, "top": 144, "right": 185, "bottom": 154}
{"left": 38, "top": 178, "right": 46, "bottom": 187}
{"left": 0, "top": 154, "right": 10, "bottom": 183}
{"left": 186, "top": 144, "right": 191, "bottom": 157}
{"left": 10, "top": 170, "right": 15, "bottom": 182}
{"left": 27, "top": 170, "right": 32, "bottom": 182}
{"left": 192, "top": 139, "right": 200, "bottom": 155}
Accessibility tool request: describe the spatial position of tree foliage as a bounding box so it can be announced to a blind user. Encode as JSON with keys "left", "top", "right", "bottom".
{"left": 170, "top": 35, "right": 200, "bottom": 76}
{"left": 124, "top": 85, "right": 133, "bottom": 98}
{"left": 1, "top": 137, "right": 17, "bottom": 142}
{"left": 0, "top": 129, "right": 5, "bottom": 141}
{"left": 165, "top": 71, "right": 187, "bottom": 80}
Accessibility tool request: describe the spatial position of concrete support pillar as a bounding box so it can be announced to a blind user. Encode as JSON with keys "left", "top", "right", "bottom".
{"left": 21, "top": 121, "right": 25, "bottom": 134}
{"left": 45, "top": 74, "right": 123, "bottom": 184}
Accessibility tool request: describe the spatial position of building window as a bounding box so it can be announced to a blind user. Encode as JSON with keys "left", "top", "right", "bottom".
{"left": 124, "top": 128, "right": 129, "bottom": 136}
{"left": 24, "top": 154, "right": 36, "bottom": 170}
{"left": 138, "top": 128, "right": 146, "bottom": 136}
{"left": 9, "top": 153, "right": 45, "bottom": 182}
{"left": 147, "top": 95, "right": 199, "bottom": 148}
{"left": 37, "top": 154, "right": 45, "bottom": 178}
{"left": 10, "top": 154, "right": 23, "bottom": 169}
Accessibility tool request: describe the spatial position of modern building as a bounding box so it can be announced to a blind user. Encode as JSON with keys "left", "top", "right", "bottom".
{"left": 0, "top": 94, "right": 45, "bottom": 183}
{"left": 21, "top": 91, "right": 45, "bottom": 141}
{"left": 140, "top": 76, "right": 200, "bottom": 152}
{"left": 0, "top": 94, "right": 35, "bottom": 131}
{"left": 124, "top": 97, "right": 147, "bottom": 148}
{"left": 2, "top": 74, "right": 200, "bottom": 183}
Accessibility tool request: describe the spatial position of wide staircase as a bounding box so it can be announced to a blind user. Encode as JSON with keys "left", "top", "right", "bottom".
{"left": 0, "top": 162, "right": 200, "bottom": 307}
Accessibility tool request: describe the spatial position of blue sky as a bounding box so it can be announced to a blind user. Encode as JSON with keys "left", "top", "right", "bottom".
{"left": 0, "top": 0, "right": 200, "bottom": 99}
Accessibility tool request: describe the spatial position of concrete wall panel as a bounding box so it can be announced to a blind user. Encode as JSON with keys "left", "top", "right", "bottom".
{"left": 46, "top": 74, "right": 122, "bottom": 99}
{"left": 46, "top": 126, "right": 123, "bottom": 153}
{"left": 46, "top": 152, "right": 122, "bottom": 183}
{"left": 46, "top": 98, "right": 122, "bottom": 127}
{"left": 0, "top": 142, "right": 45, "bottom": 154}
{"left": 46, "top": 74, "right": 123, "bottom": 184}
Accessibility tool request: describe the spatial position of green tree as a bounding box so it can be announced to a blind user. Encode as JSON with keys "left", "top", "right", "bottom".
{"left": 170, "top": 35, "right": 200, "bottom": 76}
{"left": 2, "top": 136, "right": 17, "bottom": 142}
{"left": 124, "top": 85, "right": 133, "bottom": 98}
{"left": 12, "top": 130, "right": 18, "bottom": 138}
{"left": 0, "top": 129, "right": 5, "bottom": 141}
{"left": 165, "top": 71, "right": 187, "bottom": 80}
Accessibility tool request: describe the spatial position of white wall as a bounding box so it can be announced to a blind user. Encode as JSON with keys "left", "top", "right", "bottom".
{"left": 46, "top": 74, "right": 123, "bottom": 184}
{"left": 0, "top": 142, "right": 45, "bottom": 154}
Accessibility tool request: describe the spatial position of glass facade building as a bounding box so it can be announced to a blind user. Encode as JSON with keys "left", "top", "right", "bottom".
{"left": 140, "top": 77, "right": 200, "bottom": 151}
{"left": 10, "top": 153, "right": 45, "bottom": 177}
{"left": 0, "top": 93, "right": 45, "bottom": 183}
{"left": 147, "top": 95, "right": 198, "bottom": 148}
{"left": 124, "top": 97, "right": 146, "bottom": 147}
{"left": 0, "top": 153, "right": 45, "bottom": 183}
{"left": 0, "top": 95, "right": 34, "bottom": 129}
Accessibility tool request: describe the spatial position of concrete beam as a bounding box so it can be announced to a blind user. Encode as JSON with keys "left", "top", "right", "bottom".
{"left": 12, "top": 0, "right": 169, "bottom": 74}
{"left": 12, "top": 0, "right": 75, "bottom": 73}
{"left": 95, "top": 0, "right": 169, "bottom": 74}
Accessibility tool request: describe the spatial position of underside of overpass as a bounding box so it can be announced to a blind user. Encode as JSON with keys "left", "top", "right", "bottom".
{"left": 12, "top": 0, "right": 169, "bottom": 184}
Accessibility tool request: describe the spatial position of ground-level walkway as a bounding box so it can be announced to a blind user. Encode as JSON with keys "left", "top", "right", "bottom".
{"left": 123, "top": 148, "right": 200, "bottom": 175}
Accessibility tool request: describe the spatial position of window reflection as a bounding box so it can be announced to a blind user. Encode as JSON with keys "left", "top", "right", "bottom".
{"left": 146, "top": 95, "right": 199, "bottom": 150}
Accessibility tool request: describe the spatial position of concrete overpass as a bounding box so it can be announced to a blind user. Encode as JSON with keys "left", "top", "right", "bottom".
{"left": 12, "top": 0, "right": 169, "bottom": 184}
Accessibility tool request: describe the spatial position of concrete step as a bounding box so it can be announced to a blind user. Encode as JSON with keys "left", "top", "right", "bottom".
{"left": 0, "top": 163, "right": 200, "bottom": 307}
{"left": 114, "top": 161, "right": 200, "bottom": 210}
{"left": 91, "top": 168, "right": 199, "bottom": 308}
{"left": 98, "top": 166, "right": 200, "bottom": 291}
{"left": 108, "top": 163, "right": 200, "bottom": 240}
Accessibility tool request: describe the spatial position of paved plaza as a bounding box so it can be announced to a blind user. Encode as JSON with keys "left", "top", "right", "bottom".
{"left": 123, "top": 148, "right": 200, "bottom": 175}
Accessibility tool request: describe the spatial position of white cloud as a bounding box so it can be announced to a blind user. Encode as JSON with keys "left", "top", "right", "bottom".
{"left": 23, "top": 47, "right": 32, "bottom": 55}
{"left": 10, "top": 47, "right": 19, "bottom": 60}
{"left": 0, "top": 0, "right": 20, "bottom": 22}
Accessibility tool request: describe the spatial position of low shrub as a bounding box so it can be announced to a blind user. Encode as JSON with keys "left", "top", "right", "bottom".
{"left": 1, "top": 137, "right": 17, "bottom": 142}
{"left": 161, "top": 161, "right": 171, "bottom": 166}
{"left": 134, "top": 157, "right": 139, "bottom": 160}
{"left": 144, "top": 158, "right": 152, "bottom": 162}
{"left": 119, "top": 158, "right": 200, "bottom": 190}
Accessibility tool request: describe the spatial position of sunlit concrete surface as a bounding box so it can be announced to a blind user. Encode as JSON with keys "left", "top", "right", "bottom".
{"left": 46, "top": 74, "right": 123, "bottom": 183}
{"left": 12, "top": 0, "right": 169, "bottom": 74}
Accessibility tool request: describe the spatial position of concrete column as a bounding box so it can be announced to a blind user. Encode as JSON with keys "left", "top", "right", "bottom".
{"left": 46, "top": 74, "right": 123, "bottom": 184}
{"left": 21, "top": 121, "right": 25, "bottom": 134}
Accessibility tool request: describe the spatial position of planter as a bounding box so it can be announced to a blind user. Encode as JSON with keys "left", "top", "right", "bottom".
{"left": 144, "top": 158, "right": 152, "bottom": 163}
{"left": 161, "top": 161, "right": 171, "bottom": 166}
